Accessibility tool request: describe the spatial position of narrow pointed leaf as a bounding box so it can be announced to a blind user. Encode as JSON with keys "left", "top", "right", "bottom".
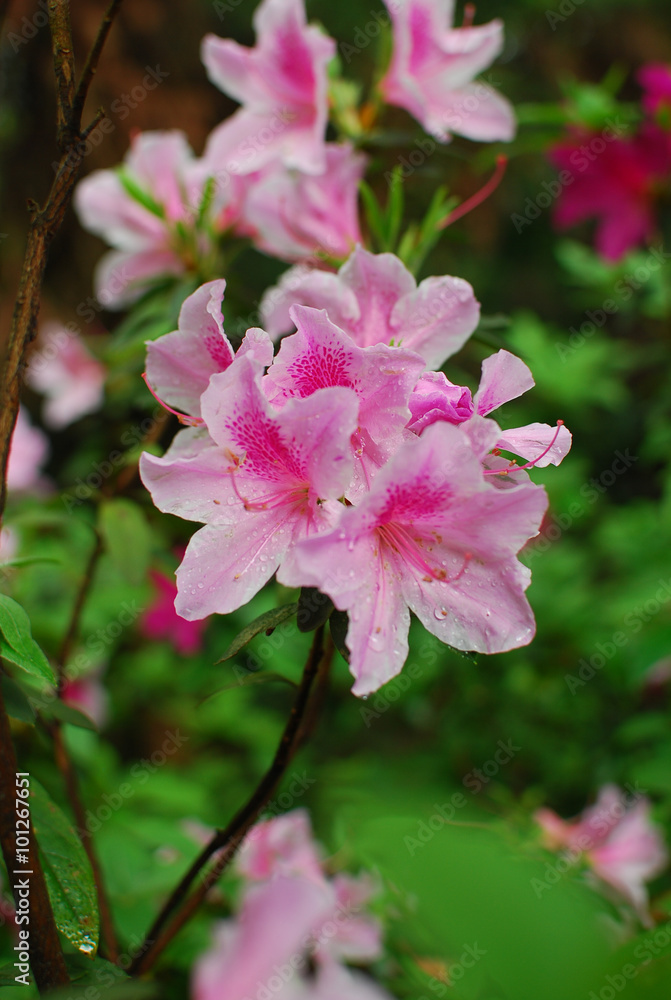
{"left": 0, "top": 594, "right": 55, "bottom": 684}
{"left": 216, "top": 603, "right": 299, "bottom": 662}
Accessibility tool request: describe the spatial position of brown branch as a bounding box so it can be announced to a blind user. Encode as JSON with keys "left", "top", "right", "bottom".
{"left": 130, "top": 626, "right": 332, "bottom": 976}
{"left": 48, "top": 0, "right": 77, "bottom": 148}
{"left": 0, "top": 676, "right": 70, "bottom": 991}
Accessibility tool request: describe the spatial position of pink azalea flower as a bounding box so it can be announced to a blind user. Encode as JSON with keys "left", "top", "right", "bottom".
{"left": 260, "top": 246, "right": 480, "bottom": 369}
{"left": 7, "top": 408, "right": 49, "bottom": 493}
{"left": 141, "top": 567, "right": 209, "bottom": 656}
{"left": 237, "top": 810, "right": 325, "bottom": 886}
{"left": 26, "top": 322, "right": 105, "bottom": 430}
{"left": 536, "top": 785, "right": 668, "bottom": 918}
{"left": 241, "top": 144, "right": 366, "bottom": 263}
{"left": 62, "top": 669, "right": 109, "bottom": 729}
{"left": 145, "top": 279, "right": 273, "bottom": 422}
{"left": 140, "top": 354, "right": 359, "bottom": 620}
{"left": 380, "top": 0, "right": 516, "bottom": 142}
{"left": 262, "top": 304, "right": 425, "bottom": 483}
{"left": 549, "top": 126, "right": 671, "bottom": 262}
{"left": 192, "top": 875, "right": 334, "bottom": 1000}
{"left": 201, "top": 0, "right": 335, "bottom": 176}
{"left": 286, "top": 419, "right": 547, "bottom": 695}
{"left": 74, "top": 131, "right": 219, "bottom": 308}
{"left": 407, "top": 349, "right": 572, "bottom": 468}
{"left": 320, "top": 874, "right": 383, "bottom": 965}
{"left": 638, "top": 63, "right": 671, "bottom": 119}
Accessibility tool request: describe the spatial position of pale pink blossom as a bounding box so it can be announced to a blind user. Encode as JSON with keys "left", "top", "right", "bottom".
{"left": 7, "top": 409, "right": 49, "bottom": 493}
{"left": 261, "top": 246, "right": 479, "bottom": 368}
{"left": 140, "top": 354, "right": 359, "bottom": 621}
{"left": 380, "top": 0, "right": 516, "bottom": 143}
{"left": 238, "top": 810, "right": 325, "bottom": 886}
{"left": 407, "top": 349, "right": 572, "bottom": 468}
{"left": 202, "top": 0, "right": 335, "bottom": 177}
{"left": 62, "top": 668, "right": 109, "bottom": 729}
{"left": 145, "top": 279, "right": 273, "bottom": 422}
{"left": 26, "top": 323, "right": 105, "bottom": 429}
{"left": 286, "top": 419, "right": 547, "bottom": 695}
{"left": 242, "top": 145, "right": 366, "bottom": 263}
{"left": 74, "top": 131, "right": 219, "bottom": 308}
{"left": 193, "top": 875, "right": 334, "bottom": 1000}
{"left": 263, "top": 304, "right": 425, "bottom": 484}
{"left": 536, "top": 785, "right": 668, "bottom": 917}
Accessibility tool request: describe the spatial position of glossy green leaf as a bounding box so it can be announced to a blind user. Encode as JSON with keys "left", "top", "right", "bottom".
{"left": 30, "top": 779, "right": 99, "bottom": 956}
{"left": 0, "top": 594, "right": 55, "bottom": 684}
{"left": 216, "top": 603, "right": 298, "bottom": 662}
{"left": 41, "top": 700, "right": 97, "bottom": 731}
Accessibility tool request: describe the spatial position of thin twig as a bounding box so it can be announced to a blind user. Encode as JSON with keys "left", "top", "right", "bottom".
{"left": 0, "top": 677, "right": 70, "bottom": 991}
{"left": 130, "top": 626, "right": 331, "bottom": 976}
{"left": 52, "top": 725, "right": 120, "bottom": 961}
{"left": 72, "top": 0, "right": 124, "bottom": 126}
{"left": 51, "top": 532, "right": 119, "bottom": 960}
{"left": 56, "top": 534, "right": 103, "bottom": 690}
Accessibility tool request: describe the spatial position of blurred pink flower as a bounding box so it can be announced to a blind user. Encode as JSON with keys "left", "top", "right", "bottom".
{"left": 62, "top": 669, "right": 109, "bottom": 729}
{"left": 638, "top": 63, "right": 671, "bottom": 119}
{"left": 201, "top": 0, "right": 335, "bottom": 176}
{"left": 141, "top": 566, "right": 209, "bottom": 655}
{"left": 380, "top": 0, "right": 515, "bottom": 142}
{"left": 260, "top": 246, "right": 479, "bottom": 369}
{"left": 74, "top": 131, "right": 219, "bottom": 308}
{"left": 242, "top": 144, "right": 366, "bottom": 263}
{"left": 7, "top": 408, "right": 49, "bottom": 493}
{"left": 237, "top": 809, "right": 325, "bottom": 885}
{"left": 549, "top": 125, "right": 671, "bottom": 261}
{"left": 535, "top": 784, "right": 668, "bottom": 917}
{"left": 26, "top": 322, "right": 105, "bottom": 430}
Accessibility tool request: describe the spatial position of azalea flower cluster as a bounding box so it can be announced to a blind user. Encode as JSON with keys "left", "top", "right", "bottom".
{"left": 140, "top": 248, "right": 571, "bottom": 696}
{"left": 550, "top": 63, "right": 671, "bottom": 261}
{"left": 192, "top": 809, "right": 389, "bottom": 1000}
{"left": 73, "top": 0, "right": 515, "bottom": 308}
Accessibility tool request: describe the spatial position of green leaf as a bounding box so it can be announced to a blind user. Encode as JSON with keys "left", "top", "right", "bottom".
{"left": 98, "top": 499, "right": 152, "bottom": 585}
{"left": 118, "top": 168, "right": 165, "bottom": 219}
{"left": 0, "top": 555, "right": 62, "bottom": 569}
{"left": 385, "top": 165, "right": 404, "bottom": 252}
{"left": 359, "top": 181, "right": 386, "bottom": 250}
{"left": 297, "top": 587, "right": 333, "bottom": 633}
{"left": 329, "top": 609, "right": 350, "bottom": 663}
{"left": 30, "top": 778, "right": 99, "bottom": 955}
{"left": 0, "top": 594, "right": 55, "bottom": 684}
{"left": 1, "top": 675, "right": 36, "bottom": 724}
{"left": 216, "top": 603, "right": 299, "bottom": 662}
{"left": 201, "top": 670, "right": 298, "bottom": 704}
{"left": 41, "top": 700, "right": 97, "bottom": 731}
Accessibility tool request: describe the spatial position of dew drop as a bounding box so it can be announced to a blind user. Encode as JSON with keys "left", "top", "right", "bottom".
{"left": 433, "top": 606, "right": 448, "bottom": 620}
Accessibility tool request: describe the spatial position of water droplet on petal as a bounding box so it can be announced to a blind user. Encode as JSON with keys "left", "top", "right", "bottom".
{"left": 433, "top": 606, "right": 448, "bottom": 620}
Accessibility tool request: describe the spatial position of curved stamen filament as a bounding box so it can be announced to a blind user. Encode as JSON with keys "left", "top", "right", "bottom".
{"left": 378, "top": 521, "right": 472, "bottom": 583}
{"left": 439, "top": 156, "right": 508, "bottom": 230}
{"left": 227, "top": 467, "right": 309, "bottom": 512}
{"left": 142, "top": 373, "right": 204, "bottom": 427}
{"left": 484, "top": 420, "right": 564, "bottom": 477}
